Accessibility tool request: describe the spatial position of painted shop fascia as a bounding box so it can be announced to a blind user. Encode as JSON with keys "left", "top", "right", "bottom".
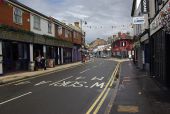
{"left": 0, "top": 25, "right": 73, "bottom": 48}
{"left": 150, "top": 0, "right": 170, "bottom": 35}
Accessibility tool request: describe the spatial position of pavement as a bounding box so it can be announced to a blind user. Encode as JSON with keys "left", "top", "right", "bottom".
{"left": 0, "top": 61, "right": 83, "bottom": 85}
{"left": 109, "top": 61, "right": 170, "bottom": 114}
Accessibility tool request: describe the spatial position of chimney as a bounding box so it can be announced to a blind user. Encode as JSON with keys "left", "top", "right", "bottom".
{"left": 74, "top": 22, "right": 80, "bottom": 28}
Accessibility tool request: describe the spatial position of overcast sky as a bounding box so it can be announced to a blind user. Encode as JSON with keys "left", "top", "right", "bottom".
{"left": 18, "top": 0, "right": 133, "bottom": 43}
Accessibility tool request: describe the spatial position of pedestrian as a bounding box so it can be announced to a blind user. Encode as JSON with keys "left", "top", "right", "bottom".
{"left": 41, "top": 56, "right": 46, "bottom": 70}
{"left": 34, "top": 56, "right": 40, "bottom": 71}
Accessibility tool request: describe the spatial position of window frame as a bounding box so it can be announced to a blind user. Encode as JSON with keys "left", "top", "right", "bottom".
{"left": 48, "top": 22, "right": 52, "bottom": 34}
{"left": 33, "top": 15, "right": 41, "bottom": 30}
{"left": 13, "top": 7, "right": 23, "bottom": 25}
{"left": 58, "top": 26, "right": 62, "bottom": 36}
{"left": 65, "top": 29, "right": 69, "bottom": 38}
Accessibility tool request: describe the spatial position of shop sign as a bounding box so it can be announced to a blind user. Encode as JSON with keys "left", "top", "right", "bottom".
{"left": 150, "top": 0, "right": 170, "bottom": 35}
{"left": 133, "top": 17, "right": 145, "bottom": 24}
{"left": 141, "top": 0, "right": 149, "bottom": 14}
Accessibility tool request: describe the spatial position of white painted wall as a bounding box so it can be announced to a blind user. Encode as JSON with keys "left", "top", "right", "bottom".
{"left": 133, "top": 1, "right": 149, "bottom": 36}
{"left": 30, "top": 14, "right": 55, "bottom": 37}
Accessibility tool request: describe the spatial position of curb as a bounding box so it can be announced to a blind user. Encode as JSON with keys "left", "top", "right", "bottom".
{"left": 104, "top": 62, "right": 122, "bottom": 114}
{"left": 0, "top": 62, "right": 84, "bottom": 86}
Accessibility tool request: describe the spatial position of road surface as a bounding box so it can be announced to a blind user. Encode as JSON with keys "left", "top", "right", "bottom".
{"left": 0, "top": 58, "right": 119, "bottom": 114}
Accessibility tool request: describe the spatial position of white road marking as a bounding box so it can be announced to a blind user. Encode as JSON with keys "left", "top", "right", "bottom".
{"left": 14, "top": 81, "right": 31, "bottom": 86}
{"left": 90, "top": 82, "right": 105, "bottom": 89}
{"left": 80, "top": 69, "right": 90, "bottom": 74}
{"left": 34, "top": 81, "right": 52, "bottom": 86}
{"left": 49, "top": 76, "right": 73, "bottom": 86}
{"left": 85, "top": 86, "right": 89, "bottom": 88}
{"left": 76, "top": 76, "right": 86, "bottom": 80}
{"left": 93, "top": 66, "right": 97, "bottom": 68}
{"left": 51, "top": 81, "right": 87, "bottom": 88}
{"left": 91, "top": 76, "right": 104, "bottom": 81}
{"left": 0, "top": 92, "right": 32, "bottom": 105}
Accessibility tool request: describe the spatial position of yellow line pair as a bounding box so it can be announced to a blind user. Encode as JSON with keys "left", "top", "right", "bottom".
{"left": 86, "top": 62, "right": 120, "bottom": 114}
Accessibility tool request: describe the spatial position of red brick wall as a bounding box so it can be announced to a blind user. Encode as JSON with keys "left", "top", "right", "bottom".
{"left": 0, "top": 2, "right": 30, "bottom": 31}
{"left": 73, "top": 32, "right": 82, "bottom": 45}
{"left": 55, "top": 26, "right": 73, "bottom": 42}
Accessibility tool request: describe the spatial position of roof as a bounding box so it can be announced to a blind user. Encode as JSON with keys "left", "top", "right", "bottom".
{"left": 7, "top": 0, "right": 83, "bottom": 33}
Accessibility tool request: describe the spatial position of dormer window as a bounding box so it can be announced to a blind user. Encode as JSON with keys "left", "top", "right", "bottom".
{"left": 13, "top": 7, "right": 22, "bottom": 24}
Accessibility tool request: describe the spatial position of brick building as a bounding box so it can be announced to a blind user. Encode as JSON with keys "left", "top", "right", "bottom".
{"left": 112, "top": 32, "right": 133, "bottom": 58}
{"left": 0, "top": 0, "right": 84, "bottom": 75}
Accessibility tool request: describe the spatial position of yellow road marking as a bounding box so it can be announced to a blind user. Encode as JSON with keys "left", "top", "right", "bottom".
{"left": 86, "top": 63, "right": 120, "bottom": 114}
{"left": 117, "top": 105, "right": 139, "bottom": 113}
{"left": 109, "top": 63, "right": 119, "bottom": 87}
{"left": 93, "top": 63, "right": 120, "bottom": 114}
{"left": 93, "top": 88, "right": 111, "bottom": 114}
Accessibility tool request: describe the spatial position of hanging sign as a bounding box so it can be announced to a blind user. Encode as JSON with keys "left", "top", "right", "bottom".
{"left": 141, "top": 0, "right": 149, "bottom": 14}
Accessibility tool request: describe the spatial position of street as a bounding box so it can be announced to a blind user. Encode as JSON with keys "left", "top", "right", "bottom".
{"left": 0, "top": 58, "right": 119, "bottom": 114}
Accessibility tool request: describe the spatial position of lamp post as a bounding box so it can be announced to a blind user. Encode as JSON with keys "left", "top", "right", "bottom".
{"left": 80, "top": 19, "right": 87, "bottom": 62}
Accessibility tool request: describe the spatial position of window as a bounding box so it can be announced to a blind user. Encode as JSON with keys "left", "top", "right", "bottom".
{"left": 73, "top": 31, "right": 77, "bottom": 38}
{"left": 65, "top": 29, "right": 69, "bottom": 38}
{"left": 34, "top": 15, "right": 41, "bottom": 30}
{"left": 13, "top": 7, "right": 22, "bottom": 24}
{"left": 48, "top": 22, "right": 52, "bottom": 33}
{"left": 58, "top": 26, "right": 62, "bottom": 36}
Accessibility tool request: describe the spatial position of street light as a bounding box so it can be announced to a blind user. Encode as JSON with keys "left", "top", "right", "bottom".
{"left": 80, "top": 19, "right": 87, "bottom": 62}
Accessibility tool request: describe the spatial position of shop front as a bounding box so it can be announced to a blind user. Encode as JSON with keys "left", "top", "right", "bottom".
{"left": 72, "top": 45, "right": 81, "bottom": 62}
{"left": 2, "top": 41, "right": 29, "bottom": 73}
{"left": 150, "top": 1, "right": 170, "bottom": 87}
{"left": 63, "top": 48, "right": 72, "bottom": 64}
{"left": 150, "top": 30, "right": 170, "bottom": 87}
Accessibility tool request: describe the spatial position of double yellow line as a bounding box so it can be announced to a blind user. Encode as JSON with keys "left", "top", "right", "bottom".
{"left": 86, "top": 62, "right": 120, "bottom": 114}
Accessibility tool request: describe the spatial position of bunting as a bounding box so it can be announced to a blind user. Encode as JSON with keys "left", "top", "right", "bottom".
{"left": 82, "top": 24, "right": 132, "bottom": 30}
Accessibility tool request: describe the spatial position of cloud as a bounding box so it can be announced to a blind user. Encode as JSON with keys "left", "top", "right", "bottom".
{"left": 18, "top": 0, "right": 133, "bottom": 43}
